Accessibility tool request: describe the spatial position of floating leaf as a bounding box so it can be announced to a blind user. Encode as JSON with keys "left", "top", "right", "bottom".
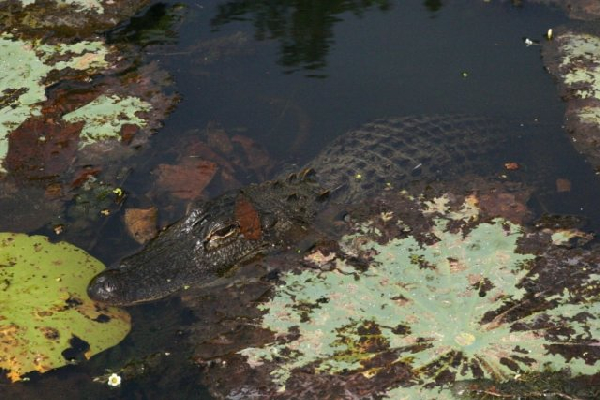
{"left": 0, "top": 232, "right": 131, "bottom": 382}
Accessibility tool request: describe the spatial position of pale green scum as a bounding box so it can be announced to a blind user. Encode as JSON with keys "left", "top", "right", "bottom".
{"left": 8, "top": 0, "right": 106, "bottom": 13}
{"left": 62, "top": 94, "right": 151, "bottom": 147}
{"left": 557, "top": 33, "right": 600, "bottom": 126}
{"left": 239, "top": 197, "right": 600, "bottom": 397}
{"left": 0, "top": 34, "right": 108, "bottom": 172}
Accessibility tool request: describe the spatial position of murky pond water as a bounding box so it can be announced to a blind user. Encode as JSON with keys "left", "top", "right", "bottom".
{"left": 2, "top": 0, "right": 600, "bottom": 398}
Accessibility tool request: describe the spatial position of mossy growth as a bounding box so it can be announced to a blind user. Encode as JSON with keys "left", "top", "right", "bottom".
{"left": 0, "top": 232, "right": 130, "bottom": 382}
{"left": 238, "top": 194, "right": 600, "bottom": 397}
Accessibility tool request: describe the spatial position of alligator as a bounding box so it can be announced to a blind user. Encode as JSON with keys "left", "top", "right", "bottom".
{"left": 87, "top": 115, "right": 508, "bottom": 306}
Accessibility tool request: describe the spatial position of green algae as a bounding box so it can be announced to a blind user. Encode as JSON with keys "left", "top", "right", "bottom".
{"left": 558, "top": 33, "right": 600, "bottom": 100}
{"left": 238, "top": 195, "right": 600, "bottom": 396}
{"left": 0, "top": 33, "right": 109, "bottom": 171}
{"left": 14, "top": 0, "right": 105, "bottom": 13}
{"left": 554, "top": 32, "right": 600, "bottom": 127}
{"left": 384, "top": 385, "right": 459, "bottom": 400}
{"left": 575, "top": 104, "right": 600, "bottom": 125}
{"left": 0, "top": 232, "right": 130, "bottom": 382}
{"left": 62, "top": 94, "right": 151, "bottom": 147}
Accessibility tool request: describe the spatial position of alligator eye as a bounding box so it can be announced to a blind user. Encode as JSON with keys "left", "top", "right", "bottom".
{"left": 205, "top": 223, "right": 240, "bottom": 250}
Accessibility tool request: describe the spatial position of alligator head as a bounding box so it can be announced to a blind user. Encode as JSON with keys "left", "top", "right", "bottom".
{"left": 87, "top": 170, "right": 326, "bottom": 306}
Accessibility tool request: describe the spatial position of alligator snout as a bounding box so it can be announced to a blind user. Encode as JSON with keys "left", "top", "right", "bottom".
{"left": 87, "top": 269, "right": 136, "bottom": 306}
{"left": 87, "top": 263, "right": 182, "bottom": 306}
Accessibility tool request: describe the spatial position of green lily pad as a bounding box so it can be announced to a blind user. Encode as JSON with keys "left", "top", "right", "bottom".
{"left": 0, "top": 232, "right": 130, "bottom": 382}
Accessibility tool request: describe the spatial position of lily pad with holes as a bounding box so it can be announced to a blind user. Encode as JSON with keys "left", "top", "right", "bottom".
{"left": 0, "top": 232, "right": 130, "bottom": 382}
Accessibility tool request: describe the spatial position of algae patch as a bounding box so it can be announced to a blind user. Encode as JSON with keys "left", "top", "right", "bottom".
{"left": 62, "top": 94, "right": 151, "bottom": 147}
{"left": 557, "top": 33, "right": 600, "bottom": 100}
{"left": 542, "top": 29, "right": 600, "bottom": 168}
{"left": 0, "top": 33, "right": 109, "bottom": 171}
{"left": 15, "top": 0, "right": 106, "bottom": 13}
{"left": 0, "top": 232, "right": 130, "bottom": 382}
{"left": 238, "top": 195, "right": 600, "bottom": 396}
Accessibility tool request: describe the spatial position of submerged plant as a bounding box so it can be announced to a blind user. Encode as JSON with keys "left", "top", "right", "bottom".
{"left": 238, "top": 194, "right": 600, "bottom": 396}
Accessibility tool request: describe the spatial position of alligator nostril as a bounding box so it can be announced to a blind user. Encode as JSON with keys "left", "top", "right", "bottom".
{"left": 88, "top": 272, "right": 120, "bottom": 301}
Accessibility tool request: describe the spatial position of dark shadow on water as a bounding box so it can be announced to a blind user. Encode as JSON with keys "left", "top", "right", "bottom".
{"left": 105, "top": 2, "right": 184, "bottom": 46}
{"left": 423, "top": 0, "right": 443, "bottom": 13}
{"left": 210, "top": 0, "right": 392, "bottom": 76}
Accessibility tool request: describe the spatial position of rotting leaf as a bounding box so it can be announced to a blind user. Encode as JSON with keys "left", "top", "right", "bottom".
{"left": 123, "top": 207, "right": 158, "bottom": 244}
{"left": 231, "top": 134, "right": 272, "bottom": 180}
{"left": 153, "top": 159, "right": 218, "bottom": 200}
{"left": 555, "top": 178, "right": 571, "bottom": 193}
{"left": 0, "top": 232, "right": 130, "bottom": 382}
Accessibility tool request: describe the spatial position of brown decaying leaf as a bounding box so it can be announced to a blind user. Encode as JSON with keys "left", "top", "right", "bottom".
{"left": 124, "top": 208, "right": 158, "bottom": 244}
{"left": 154, "top": 159, "right": 218, "bottom": 200}
{"left": 232, "top": 134, "right": 271, "bottom": 179}
{"left": 71, "top": 167, "right": 102, "bottom": 188}
{"left": 477, "top": 191, "right": 532, "bottom": 224}
{"left": 555, "top": 178, "right": 571, "bottom": 193}
{"left": 503, "top": 162, "right": 520, "bottom": 171}
{"left": 235, "top": 195, "right": 262, "bottom": 240}
{"left": 6, "top": 118, "right": 84, "bottom": 180}
{"left": 206, "top": 122, "right": 234, "bottom": 155}
{"left": 184, "top": 141, "right": 235, "bottom": 174}
{"left": 120, "top": 124, "right": 139, "bottom": 145}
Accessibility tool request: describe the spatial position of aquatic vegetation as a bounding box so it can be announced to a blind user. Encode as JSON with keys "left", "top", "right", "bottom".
{"left": 543, "top": 29, "right": 600, "bottom": 168}
{"left": 0, "top": 0, "right": 149, "bottom": 37}
{"left": 384, "top": 385, "right": 459, "bottom": 400}
{"left": 62, "top": 95, "right": 151, "bottom": 147}
{"left": 529, "top": 0, "right": 600, "bottom": 20}
{"left": 0, "top": 31, "right": 175, "bottom": 245}
{"left": 238, "top": 193, "right": 600, "bottom": 396}
{"left": 0, "top": 232, "right": 131, "bottom": 382}
{"left": 556, "top": 33, "right": 600, "bottom": 100}
{"left": 14, "top": 0, "right": 105, "bottom": 14}
{"left": 0, "top": 33, "right": 109, "bottom": 171}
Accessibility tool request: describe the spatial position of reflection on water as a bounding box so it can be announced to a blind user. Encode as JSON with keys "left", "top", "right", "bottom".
{"left": 210, "top": 0, "right": 391, "bottom": 75}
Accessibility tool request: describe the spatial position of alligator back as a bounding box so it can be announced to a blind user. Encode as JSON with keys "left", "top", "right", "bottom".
{"left": 307, "top": 115, "right": 504, "bottom": 203}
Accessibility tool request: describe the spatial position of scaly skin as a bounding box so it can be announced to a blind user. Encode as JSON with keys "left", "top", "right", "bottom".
{"left": 87, "top": 115, "right": 504, "bottom": 305}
